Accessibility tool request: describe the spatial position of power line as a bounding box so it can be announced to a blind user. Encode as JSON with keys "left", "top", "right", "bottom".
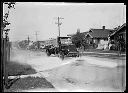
{"left": 55, "top": 17, "right": 64, "bottom": 36}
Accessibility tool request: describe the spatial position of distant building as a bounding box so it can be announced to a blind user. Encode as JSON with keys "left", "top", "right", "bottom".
{"left": 109, "top": 23, "right": 126, "bottom": 51}
{"left": 44, "top": 38, "right": 57, "bottom": 46}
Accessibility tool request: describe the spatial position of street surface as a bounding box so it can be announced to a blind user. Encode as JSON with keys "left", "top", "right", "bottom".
{"left": 10, "top": 47, "right": 126, "bottom": 92}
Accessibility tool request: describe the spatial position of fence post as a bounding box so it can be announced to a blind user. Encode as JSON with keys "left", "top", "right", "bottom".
{"left": 1, "top": 38, "right": 4, "bottom": 90}
{"left": 7, "top": 41, "right": 10, "bottom": 63}
{"left": 3, "top": 39, "right": 9, "bottom": 88}
{"left": 8, "top": 42, "right": 10, "bottom": 61}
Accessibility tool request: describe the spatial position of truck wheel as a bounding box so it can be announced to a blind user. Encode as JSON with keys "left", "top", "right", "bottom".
{"left": 58, "top": 52, "right": 64, "bottom": 60}
{"left": 61, "top": 55, "right": 64, "bottom": 60}
{"left": 58, "top": 52, "right": 61, "bottom": 57}
{"left": 46, "top": 50, "right": 50, "bottom": 56}
{"left": 60, "top": 52, "right": 64, "bottom": 60}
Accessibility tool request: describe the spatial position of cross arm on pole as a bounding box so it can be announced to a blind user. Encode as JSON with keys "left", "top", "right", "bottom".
{"left": 55, "top": 22, "right": 62, "bottom": 25}
{"left": 54, "top": 17, "right": 64, "bottom": 36}
{"left": 59, "top": 17, "right": 64, "bottom": 19}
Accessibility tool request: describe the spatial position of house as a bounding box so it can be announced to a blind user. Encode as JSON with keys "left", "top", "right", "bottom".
{"left": 67, "top": 26, "right": 116, "bottom": 49}
{"left": 82, "top": 26, "right": 115, "bottom": 49}
{"left": 109, "top": 23, "right": 126, "bottom": 51}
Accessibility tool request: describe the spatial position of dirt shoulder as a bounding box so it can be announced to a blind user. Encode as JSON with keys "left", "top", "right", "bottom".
{"left": 3, "top": 48, "right": 55, "bottom": 92}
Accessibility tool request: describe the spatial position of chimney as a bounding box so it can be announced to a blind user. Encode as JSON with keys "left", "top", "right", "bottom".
{"left": 102, "top": 26, "right": 105, "bottom": 30}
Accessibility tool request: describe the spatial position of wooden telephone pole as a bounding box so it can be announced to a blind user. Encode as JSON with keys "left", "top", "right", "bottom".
{"left": 25, "top": 35, "right": 30, "bottom": 50}
{"left": 34, "top": 31, "right": 39, "bottom": 49}
{"left": 27, "top": 35, "right": 30, "bottom": 44}
{"left": 55, "top": 17, "right": 64, "bottom": 36}
{"left": 34, "top": 31, "right": 39, "bottom": 41}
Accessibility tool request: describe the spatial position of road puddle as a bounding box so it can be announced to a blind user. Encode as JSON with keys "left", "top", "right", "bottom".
{"left": 63, "top": 77, "right": 77, "bottom": 85}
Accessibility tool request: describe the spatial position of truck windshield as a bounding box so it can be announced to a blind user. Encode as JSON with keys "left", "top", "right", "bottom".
{"left": 60, "top": 38, "right": 72, "bottom": 44}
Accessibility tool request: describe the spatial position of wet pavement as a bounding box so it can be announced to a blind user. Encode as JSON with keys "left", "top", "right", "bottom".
{"left": 10, "top": 48, "right": 126, "bottom": 92}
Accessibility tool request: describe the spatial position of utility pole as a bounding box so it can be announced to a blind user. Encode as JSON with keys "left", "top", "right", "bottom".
{"left": 34, "top": 31, "right": 39, "bottom": 49}
{"left": 25, "top": 35, "right": 32, "bottom": 50}
{"left": 34, "top": 31, "right": 39, "bottom": 42}
{"left": 25, "top": 35, "right": 31, "bottom": 43}
{"left": 55, "top": 17, "right": 64, "bottom": 36}
{"left": 27, "top": 35, "right": 30, "bottom": 45}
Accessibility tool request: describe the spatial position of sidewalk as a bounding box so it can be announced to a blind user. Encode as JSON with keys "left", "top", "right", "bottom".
{"left": 78, "top": 48, "right": 126, "bottom": 55}
{"left": 80, "top": 51, "right": 126, "bottom": 56}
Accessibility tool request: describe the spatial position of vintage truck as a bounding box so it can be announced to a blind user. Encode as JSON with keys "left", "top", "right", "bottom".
{"left": 45, "top": 36, "right": 79, "bottom": 59}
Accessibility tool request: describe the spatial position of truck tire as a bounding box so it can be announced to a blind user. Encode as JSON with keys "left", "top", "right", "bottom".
{"left": 46, "top": 50, "right": 51, "bottom": 56}
{"left": 61, "top": 54, "right": 64, "bottom": 60}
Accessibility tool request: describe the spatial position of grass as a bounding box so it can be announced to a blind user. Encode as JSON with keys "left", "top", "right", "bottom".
{"left": 4, "top": 77, "right": 55, "bottom": 92}
{"left": 6, "top": 61, "right": 36, "bottom": 76}
{"left": 3, "top": 61, "right": 37, "bottom": 90}
{"left": 3, "top": 47, "right": 55, "bottom": 91}
{"left": 3, "top": 61, "right": 54, "bottom": 92}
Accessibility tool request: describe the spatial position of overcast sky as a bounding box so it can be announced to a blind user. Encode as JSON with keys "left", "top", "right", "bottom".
{"left": 4, "top": 2, "right": 126, "bottom": 41}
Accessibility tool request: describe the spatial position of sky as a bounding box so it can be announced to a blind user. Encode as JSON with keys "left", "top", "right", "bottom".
{"left": 3, "top": 2, "right": 126, "bottom": 41}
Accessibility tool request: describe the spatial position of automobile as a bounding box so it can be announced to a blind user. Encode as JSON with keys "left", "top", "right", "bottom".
{"left": 45, "top": 36, "right": 79, "bottom": 60}
{"left": 46, "top": 45, "right": 56, "bottom": 56}
{"left": 62, "top": 44, "right": 79, "bottom": 57}
{"left": 40, "top": 45, "right": 45, "bottom": 49}
{"left": 44, "top": 45, "right": 53, "bottom": 49}
{"left": 46, "top": 44, "right": 79, "bottom": 58}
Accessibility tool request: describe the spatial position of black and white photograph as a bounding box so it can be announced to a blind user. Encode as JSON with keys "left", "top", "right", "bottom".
{"left": 2, "top": 2, "right": 126, "bottom": 92}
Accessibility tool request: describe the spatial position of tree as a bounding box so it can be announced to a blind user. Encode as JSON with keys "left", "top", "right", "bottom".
{"left": 18, "top": 40, "right": 29, "bottom": 49}
{"left": 72, "top": 29, "right": 85, "bottom": 48}
{"left": 2, "top": 2, "right": 16, "bottom": 38}
{"left": 2, "top": 2, "right": 16, "bottom": 89}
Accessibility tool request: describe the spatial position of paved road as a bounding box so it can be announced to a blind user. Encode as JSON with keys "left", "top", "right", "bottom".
{"left": 36, "top": 57, "right": 125, "bottom": 92}
{"left": 10, "top": 48, "right": 126, "bottom": 92}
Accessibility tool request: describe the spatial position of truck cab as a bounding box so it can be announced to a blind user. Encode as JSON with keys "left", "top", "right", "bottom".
{"left": 46, "top": 36, "right": 79, "bottom": 59}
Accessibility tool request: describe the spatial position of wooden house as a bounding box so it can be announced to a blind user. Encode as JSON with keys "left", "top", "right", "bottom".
{"left": 109, "top": 23, "right": 126, "bottom": 51}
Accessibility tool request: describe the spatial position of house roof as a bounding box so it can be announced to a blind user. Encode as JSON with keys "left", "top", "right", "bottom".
{"left": 87, "top": 29, "right": 115, "bottom": 38}
{"left": 67, "top": 32, "right": 86, "bottom": 38}
{"left": 67, "top": 28, "right": 116, "bottom": 39}
{"left": 110, "top": 23, "right": 126, "bottom": 36}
